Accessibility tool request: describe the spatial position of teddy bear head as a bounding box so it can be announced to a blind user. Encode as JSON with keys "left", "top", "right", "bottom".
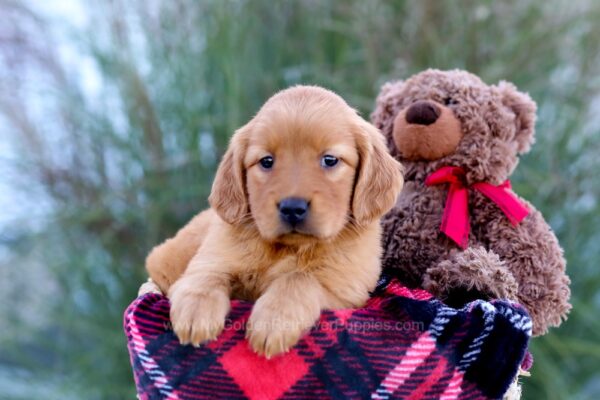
{"left": 371, "top": 69, "right": 537, "bottom": 185}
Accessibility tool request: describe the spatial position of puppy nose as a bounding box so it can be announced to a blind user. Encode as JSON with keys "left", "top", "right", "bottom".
{"left": 405, "top": 100, "right": 441, "bottom": 125}
{"left": 278, "top": 198, "right": 309, "bottom": 225}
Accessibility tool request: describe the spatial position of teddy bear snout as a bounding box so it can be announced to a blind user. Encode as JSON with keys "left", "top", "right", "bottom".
{"left": 405, "top": 100, "right": 441, "bottom": 125}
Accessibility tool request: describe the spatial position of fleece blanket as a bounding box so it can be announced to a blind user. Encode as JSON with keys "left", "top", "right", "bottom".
{"left": 124, "top": 276, "right": 531, "bottom": 400}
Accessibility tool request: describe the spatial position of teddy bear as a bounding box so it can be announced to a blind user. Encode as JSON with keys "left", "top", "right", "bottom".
{"left": 371, "top": 69, "right": 571, "bottom": 336}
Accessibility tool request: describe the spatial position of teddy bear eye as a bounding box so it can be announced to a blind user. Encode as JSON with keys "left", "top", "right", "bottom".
{"left": 444, "top": 97, "right": 459, "bottom": 106}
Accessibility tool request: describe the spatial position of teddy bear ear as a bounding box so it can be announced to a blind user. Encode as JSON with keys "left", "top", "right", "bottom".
{"left": 497, "top": 81, "right": 537, "bottom": 154}
{"left": 370, "top": 80, "right": 405, "bottom": 130}
{"left": 378, "top": 80, "right": 405, "bottom": 99}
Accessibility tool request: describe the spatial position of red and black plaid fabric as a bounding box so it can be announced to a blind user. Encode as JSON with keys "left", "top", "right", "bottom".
{"left": 124, "top": 277, "right": 530, "bottom": 399}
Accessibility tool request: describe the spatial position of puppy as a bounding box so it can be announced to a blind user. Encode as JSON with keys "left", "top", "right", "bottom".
{"left": 146, "top": 86, "right": 403, "bottom": 357}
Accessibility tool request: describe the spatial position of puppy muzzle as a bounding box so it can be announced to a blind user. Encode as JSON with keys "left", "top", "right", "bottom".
{"left": 278, "top": 197, "right": 309, "bottom": 227}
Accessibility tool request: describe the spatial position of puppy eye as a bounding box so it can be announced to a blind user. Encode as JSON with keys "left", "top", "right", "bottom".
{"left": 259, "top": 156, "right": 274, "bottom": 169}
{"left": 444, "top": 97, "right": 459, "bottom": 106}
{"left": 321, "top": 155, "right": 339, "bottom": 168}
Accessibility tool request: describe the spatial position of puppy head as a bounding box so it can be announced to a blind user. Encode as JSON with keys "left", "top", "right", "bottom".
{"left": 209, "top": 86, "right": 403, "bottom": 243}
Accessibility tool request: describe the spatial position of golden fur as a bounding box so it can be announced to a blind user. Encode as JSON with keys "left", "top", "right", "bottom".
{"left": 146, "top": 86, "right": 403, "bottom": 357}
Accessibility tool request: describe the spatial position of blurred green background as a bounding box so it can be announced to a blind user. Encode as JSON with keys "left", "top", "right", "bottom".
{"left": 1, "top": 0, "right": 599, "bottom": 399}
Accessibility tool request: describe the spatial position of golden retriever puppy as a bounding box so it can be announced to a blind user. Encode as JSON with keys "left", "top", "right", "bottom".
{"left": 146, "top": 86, "right": 403, "bottom": 357}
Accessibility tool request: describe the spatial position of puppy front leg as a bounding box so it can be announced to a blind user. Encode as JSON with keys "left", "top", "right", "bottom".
{"left": 247, "top": 270, "right": 323, "bottom": 358}
{"left": 168, "top": 255, "right": 232, "bottom": 346}
{"left": 146, "top": 210, "right": 213, "bottom": 293}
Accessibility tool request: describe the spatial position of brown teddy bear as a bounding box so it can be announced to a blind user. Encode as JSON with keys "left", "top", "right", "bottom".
{"left": 371, "top": 69, "right": 570, "bottom": 336}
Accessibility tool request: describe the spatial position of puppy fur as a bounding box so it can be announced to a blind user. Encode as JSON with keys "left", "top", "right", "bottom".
{"left": 146, "top": 86, "right": 403, "bottom": 357}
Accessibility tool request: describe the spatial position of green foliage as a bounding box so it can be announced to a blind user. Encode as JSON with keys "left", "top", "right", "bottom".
{"left": 1, "top": 0, "right": 599, "bottom": 398}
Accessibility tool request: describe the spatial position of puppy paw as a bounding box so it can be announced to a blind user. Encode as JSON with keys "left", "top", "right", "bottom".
{"left": 246, "top": 318, "right": 303, "bottom": 358}
{"left": 169, "top": 286, "right": 230, "bottom": 346}
{"left": 246, "top": 298, "right": 317, "bottom": 358}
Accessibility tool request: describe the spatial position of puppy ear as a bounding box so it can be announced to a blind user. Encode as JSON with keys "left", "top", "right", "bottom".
{"left": 208, "top": 125, "right": 250, "bottom": 224}
{"left": 497, "top": 81, "right": 537, "bottom": 155}
{"left": 352, "top": 120, "right": 404, "bottom": 226}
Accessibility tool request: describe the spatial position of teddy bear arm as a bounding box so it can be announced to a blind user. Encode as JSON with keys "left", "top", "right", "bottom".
{"left": 487, "top": 210, "right": 571, "bottom": 335}
{"left": 423, "top": 246, "right": 519, "bottom": 308}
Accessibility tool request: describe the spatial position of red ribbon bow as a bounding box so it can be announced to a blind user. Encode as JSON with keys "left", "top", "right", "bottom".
{"left": 425, "top": 166, "right": 529, "bottom": 249}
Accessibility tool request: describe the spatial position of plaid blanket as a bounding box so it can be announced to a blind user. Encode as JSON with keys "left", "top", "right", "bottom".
{"left": 124, "top": 276, "right": 530, "bottom": 400}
